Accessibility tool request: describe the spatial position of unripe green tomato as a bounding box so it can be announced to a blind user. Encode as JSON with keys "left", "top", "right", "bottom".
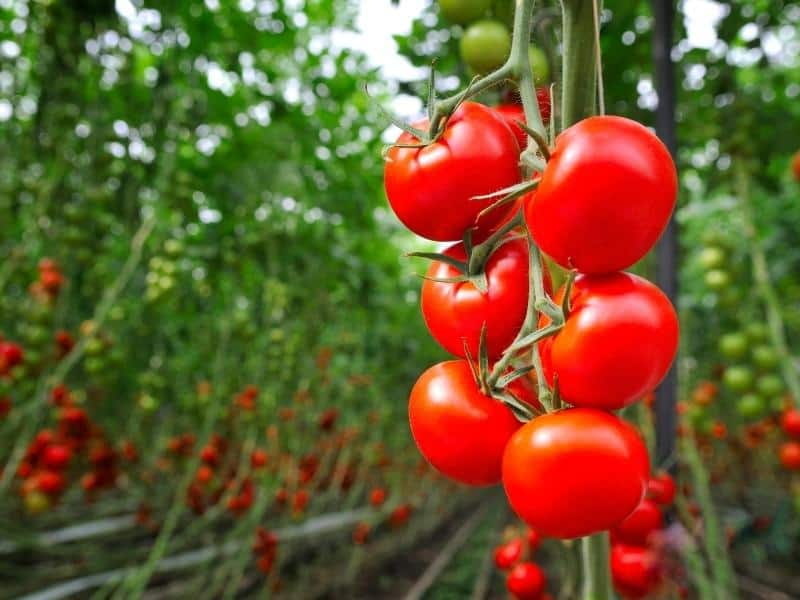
{"left": 737, "top": 393, "right": 767, "bottom": 419}
{"left": 149, "top": 257, "right": 163, "bottom": 271}
{"left": 160, "top": 260, "right": 177, "bottom": 275}
{"left": 25, "top": 325, "right": 49, "bottom": 345}
{"left": 704, "top": 269, "right": 731, "bottom": 291}
{"left": 746, "top": 323, "right": 769, "bottom": 343}
{"left": 723, "top": 365, "right": 754, "bottom": 392}
{"left": 460, "top": 20, "right": 511, "bottom": 74}
{"left": 529, "top": 45, "right": 550, "bottom": 83}
{"left": 756, "top": 374, "right": 784, "bottom": 397}
{"left": 85, "top": 338, "right": 104, "bottom": 356}
{"left": 27, "top": 303, "right": 52, "bottom": 324}
{"left": 138, "top": 393, "right": 158, "bottom": 412}
{"left": 752, "top": 345, "right": 779, "bottom": 370}
{"left": 24, "top": 491, "right": 51, "bottom": 514}
{"left": 439, "top": 0, "right": 492, "bottom": 24}
{"left": 158, "top": 275, "right": 175, "bottom": 292}
{"left": 146, "top": 272, "right": 160, "bottom": 286}
{"left": 718, "top": 332, "right": 748, "bottom": 360}
{"left": 164, "top": 239, "right": 184, "bottom": 256}
{"left": 701, "top": 229, "right": 729, "bottom": 248}
{"left": 145, "top": 287, "right": 161, "bottom": 303}
{"left": 698, "top": 246, "right": 726, "bottom": 270}
{"left": 84, "top": 356, "right": 105, "bottom": 374}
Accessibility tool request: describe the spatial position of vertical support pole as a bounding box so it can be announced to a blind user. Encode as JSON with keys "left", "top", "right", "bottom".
{"left": 651, "top": 0, "right": 678, "bottom": 468}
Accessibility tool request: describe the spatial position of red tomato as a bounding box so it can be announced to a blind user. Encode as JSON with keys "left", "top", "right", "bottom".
{"left": 409, "top": 360, "right": 522, "bottom": 486}
{"left": 525, "top": 116, "right": 676, "bottom": 273}
{"left": 792, "top": 150, "right": 800, "bottom": 182}
{"left": 611, "top": 544, "right": 663, "bottom": 599}
{"left": 384, "top": 101, "right": 521, "bottom": 241}
{"left": 539, "top": 272, "right": 678, "bottom": 410}
{"left": 494, "top": 91, "right": 552, "bottom": 148}
{"left": 779, "top": 441, "right": 800, "bottom": 470}
{"left": 502, "top": 408, "right": 649, "bottom": 539}
{"left": 781, "top": 408, "right": 800, "bottom": 439}
{"left": 369, "top": 487, "right": 387, "bottom": 507}
{"left": 611, "top": 498, "right": 663, "bottom": 546}
{"left": 646, "top": 472, "right": 677, "bottom": 506}
{"left": 421, "top": 236, "right": 539, "bottom": 360}
{"left": 41, "top": 445, "right": 72, "bottom": 471}
{"left": 493, "top": 538, "right": 524, "bottom": 570}
{"left": 35, "top": 470, "right": 66, "bottom": 496}
{"left": 506, "top": 561, "right": 546, "bottom": 600}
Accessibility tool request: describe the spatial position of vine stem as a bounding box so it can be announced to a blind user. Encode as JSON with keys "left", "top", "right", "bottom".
{"left": 581, "top": 532, "right": 613, "bottom": 600}
{"left": 735, "top": 163, "right": 800, "bottom": 407}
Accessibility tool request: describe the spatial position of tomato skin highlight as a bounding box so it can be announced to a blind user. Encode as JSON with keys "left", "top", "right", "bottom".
{"left": 421, "top": 236, "right": 533, "bottom": 360}
{"left": 611, "top": 498, "right": 663, "bottom": 546}
{"left": 539, "top": 272, "right": 679, "bottom": 410}
{"left": 525, "top": 115, "right": 677, "bottom": 273}
{"left": 384, "top": 101, "right": 521, "bottom": 241}
{"left": 502, "top": 408, "right": 650, "bottom": 539}
{"left": 409, "top": 360, "right": 522, "bottom": 486}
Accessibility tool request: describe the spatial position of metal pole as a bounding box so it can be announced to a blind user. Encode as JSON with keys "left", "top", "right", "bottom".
{"left": 651, "top": 0, "right": 678, "bottom": 468}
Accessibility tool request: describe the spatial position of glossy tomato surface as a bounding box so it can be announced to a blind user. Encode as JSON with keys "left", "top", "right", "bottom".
{"left": 502, "top": 408, "right": 649, "bottom": 539}
{"left": 611, "top": 544, "right": 663, "bottom": 599}
{"left": 781, "top": 408, "right": 800, "bottom": 439}
{"left": 525, "top": 115, "right": 677, "bottom": 273}
{"left": 409, "top": 360, "right": 521, "bottom": 486}
{"left": 539, "top": 272, "right": 679, "bottom": 410}
{"left": 779, "top": 441, "right": 800, "bottom": 470}
{"left": 493, "top": 538, "right": 524, "bottom": 570}
{"left": 421, "top": 236, "right": 532, "bottom": 360}
{"left": 385, "top": 101, "right": 521, "bottom": 241}
{"left": 611, "top": 498, "right": 663, "bottom": 546}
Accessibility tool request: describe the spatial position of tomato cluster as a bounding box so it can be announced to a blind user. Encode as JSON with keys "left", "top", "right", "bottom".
{"left": 385, "top": 78, "right": 679, "bottom": 545}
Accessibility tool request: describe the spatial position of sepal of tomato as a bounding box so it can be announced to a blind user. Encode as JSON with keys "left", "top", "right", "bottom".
{"left": 525, "top": 115, "right": 677, "bottom": 273}
{"left": 502, "top": 408, "right": 650, "bottom": 539}
{"left": 538, "top": 272, "right": 679, "bottom": 410}
{"left": 384, "top": 102, "right": 521, "bottom": 241}
{"left": 409, "top": 360, "right": 526, "bottom": 486}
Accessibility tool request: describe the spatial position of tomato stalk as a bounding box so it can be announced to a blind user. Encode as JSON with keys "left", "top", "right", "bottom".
{"left": 559, "top": 1, "right": 613, "bottom": 598}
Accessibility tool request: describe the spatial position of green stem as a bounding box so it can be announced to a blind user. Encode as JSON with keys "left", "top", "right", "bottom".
{"left": 560, "top": 0, "right": 598, "bottom": 127}
{"left": 735, "top": 164, "right": 800, "bottom": 406}
{"left": 511, "top": 0, "right": 546, "bottom": 143}
{"left": 581, "top": 533, "right": 613, "bottom": 600}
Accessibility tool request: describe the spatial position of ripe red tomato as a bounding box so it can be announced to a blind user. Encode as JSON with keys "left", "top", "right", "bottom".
{"left": 779, "top": 441, "right": 800, "bottom": 470}
{"left": 41, "top": 445, "right": 72, "bottom": 470}
{"left": 781, "top": 408, "right": 800, "bottom": 439}
{"left": 409, "top": 360, "right": 522, "bottom": 486}
{"left": 502, "top": 408, "right": 649, "bottom": 539}
{"left": 611, "top": 544, "right": 663, "bottom": 599}
{"left": 539, "top": 272, "right": 678, "bottom": 410}
{"left": 384, "top": 101, "right": 521, "bottom": 241}
{"left": 369, "top": 487, "right": 387, "bottom": 507}
{"left": 792, "top": 150, "right": 800, "bottom": 182}
{"left": 494, "top": 92, "right": 552, "bottom": 148}
{"left": 525, "top": 116, "right": 676, "bottom": 273}
{"left": 646, "top": 472, "right": 676, "bottom": 506}
{"left": 35, "top": 470, "right": 67, "bottom": 496}
{"left": 421, "top": 236, "right": 535, "bottom": 360}
{"left": 494, "top": 538, "right": 524, "bottom": 570}
{"left": 611, "top": 498, "right": 663, "bottom": 546}
{"left": 506, "top": 561, "right": 546, "bottom": 600}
